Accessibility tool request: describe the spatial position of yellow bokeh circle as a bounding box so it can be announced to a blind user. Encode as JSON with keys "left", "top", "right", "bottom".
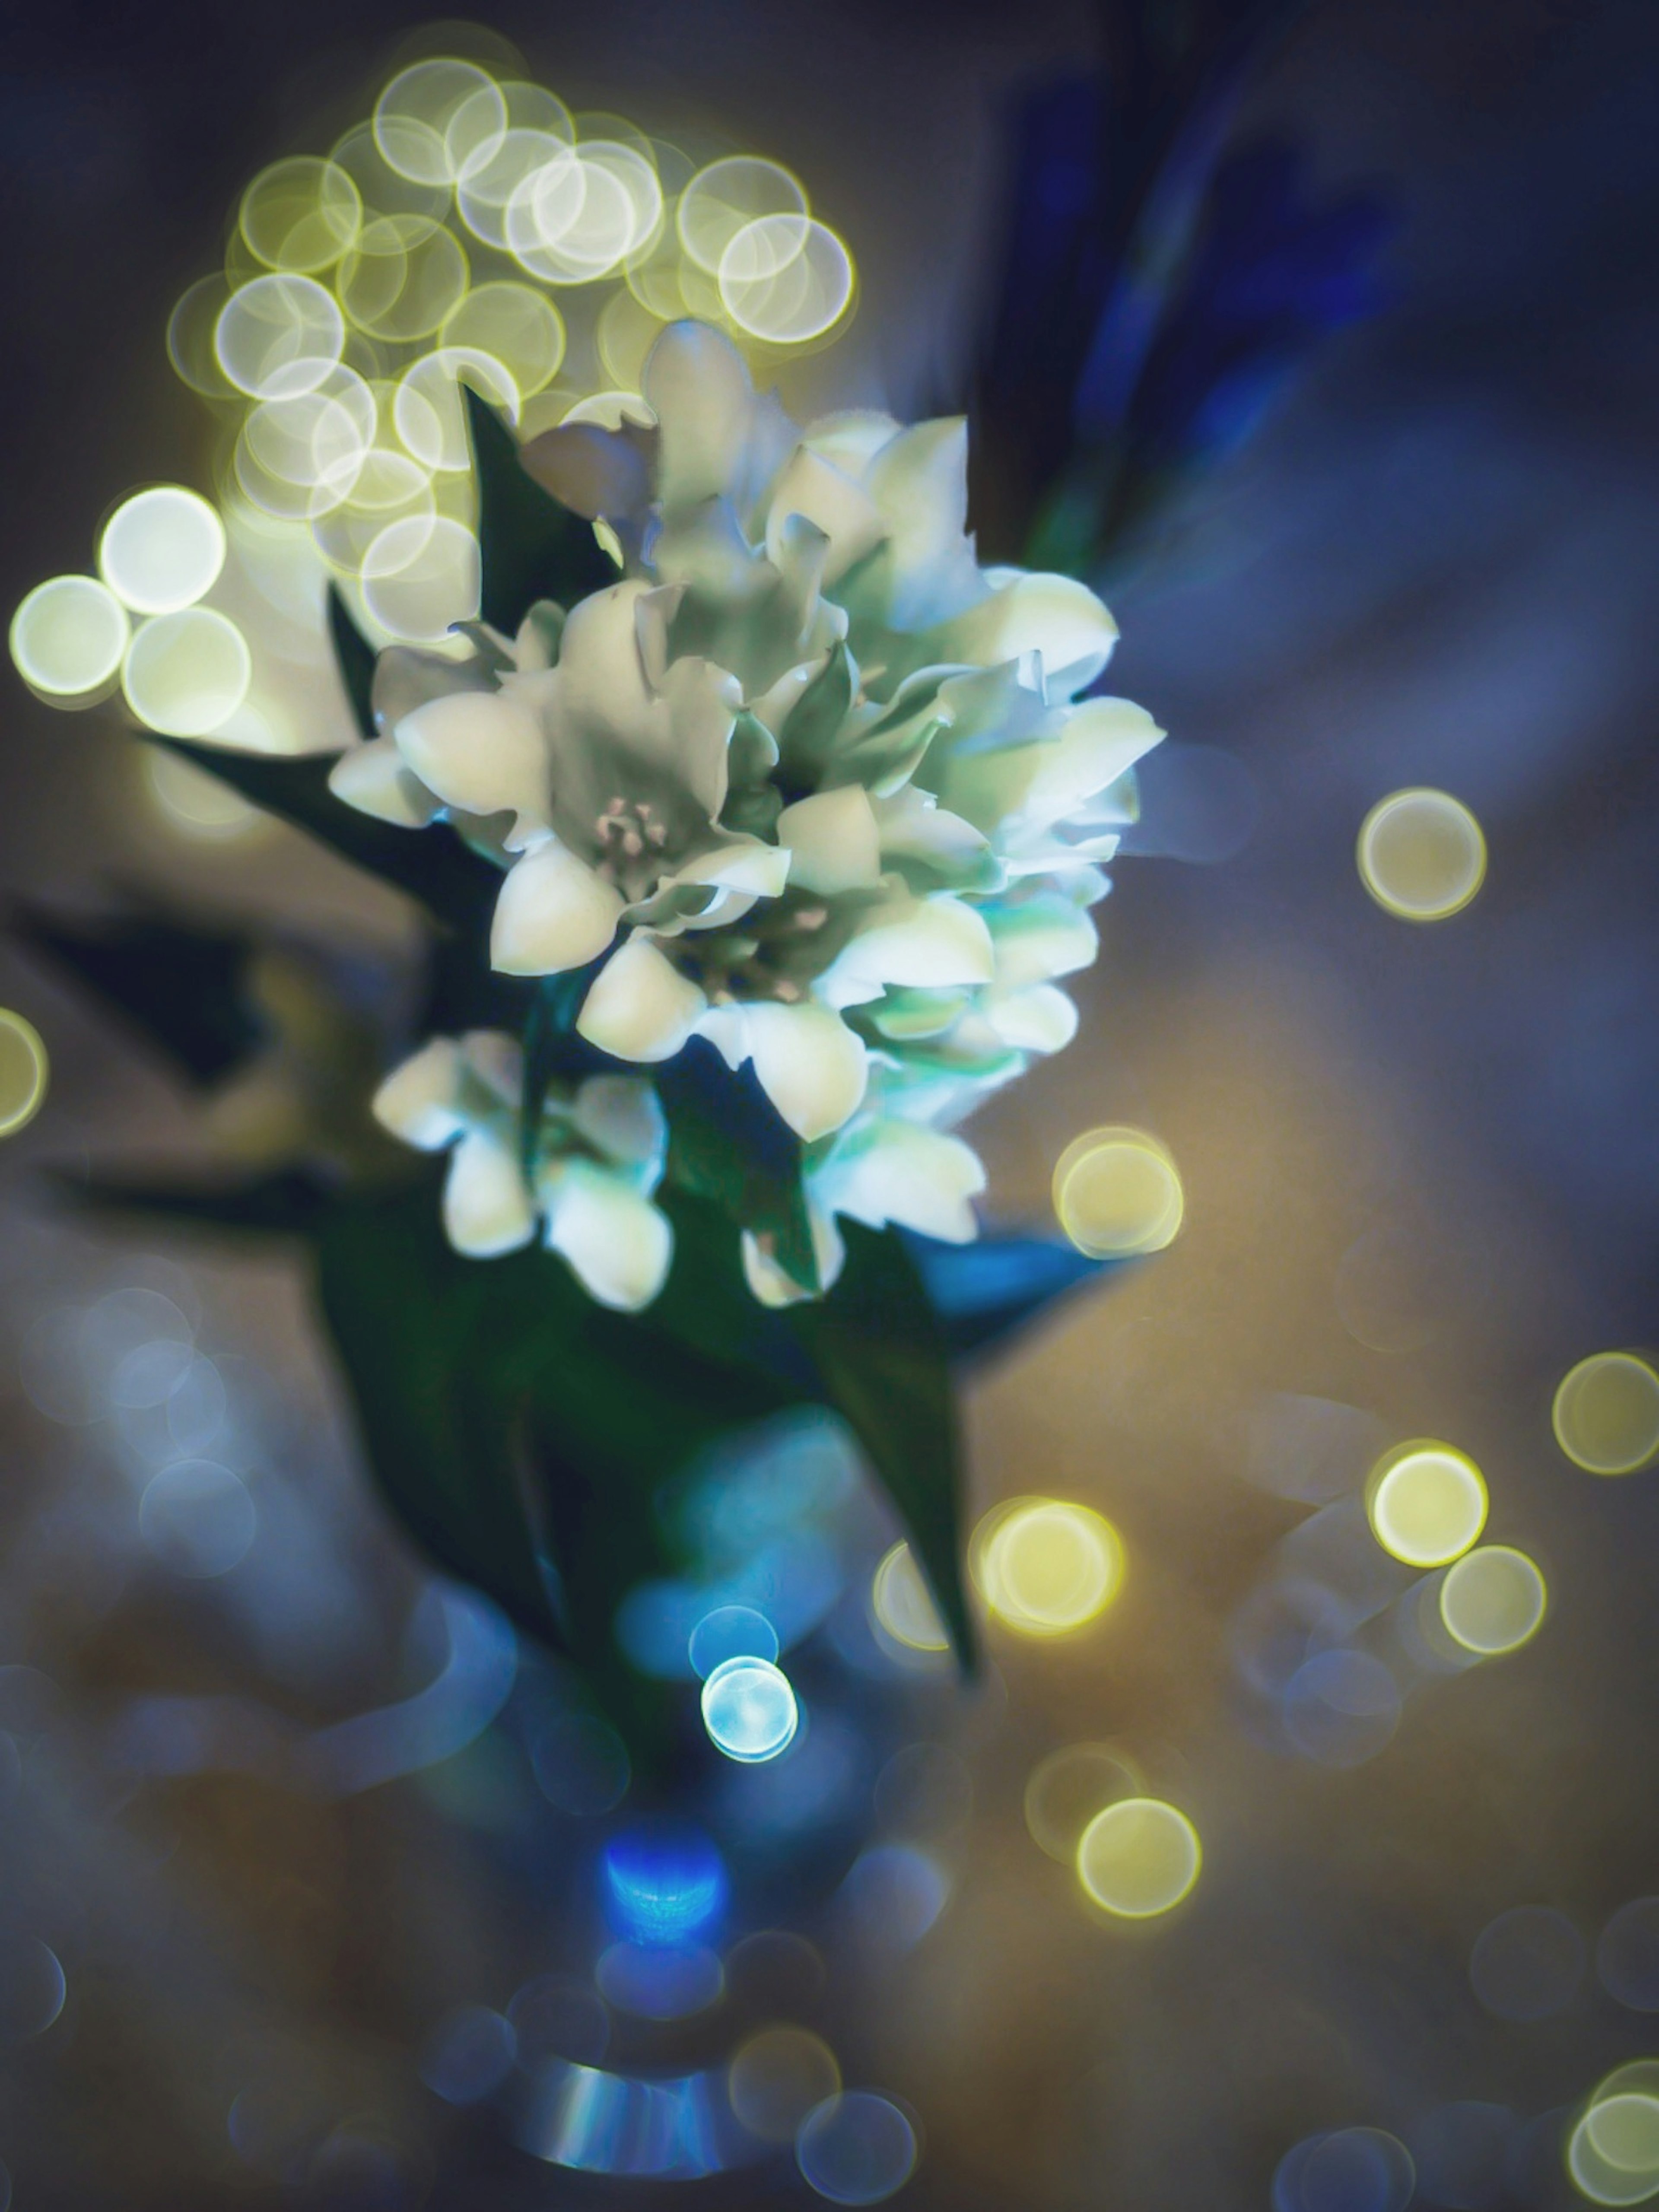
{"left": 1357, "top": 788, "right": 1487, "bottom": 921}
{"left": 0, "top": 1009, "right": 50, "bottom": 1139}
{"left": 1024, "top": 1743, "right": 1143, "bottom": 1863}
{"left": 871, "top": 1541, "right": 949, "bottom": 1653}
{"left": 1052, "top": 1125, "right": 1183, "bottom": 1258}
{"left": 1437, "top": 1545, "right": 1546, "bottom": 1656}
{"left": 1553, "top": 1351, "right": 1659, "bottom": 1476}
{"left": 99, "top": 487, "right": 226, "bottom": 615}
{"left": 1366, "top": 1440, "right": 1488, "bottom": 1568}
{"left": 122, "top": 608, "right": 252, "bottom": 737}
{"left": 972, "top": 1497, "right": 1124, "bottom": 1637}
{"left": 1077, "top": 1797, "right": 1201, "bottom": 1919}
{"left": 9, "top": 575, "right": 129, "bottom": 698}
{"left": 1568, "top": 2079, "right": 1659, "bottom": 2206}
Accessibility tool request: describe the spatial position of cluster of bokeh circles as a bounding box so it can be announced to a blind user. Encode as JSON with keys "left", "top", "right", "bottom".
{"left": 7, "top": 38, "right": 857, "bottom": 779}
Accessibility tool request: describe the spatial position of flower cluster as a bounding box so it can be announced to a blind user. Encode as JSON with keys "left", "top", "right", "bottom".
{"left": 337, "top": 321, "right": 1162, "bottom": 1305}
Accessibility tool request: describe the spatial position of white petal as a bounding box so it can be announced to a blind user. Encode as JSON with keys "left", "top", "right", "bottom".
{"left": 577, "top": 938, "right": 708, "bottom": 1062}
{"left": 821, "top": 1120, "right": 986, "bottom": 1243}
{"left": 1020, "top": 695, "right": 1163, "bottom": 819}
{"left": 861, "top": 417, "right": 983, "bottom": 629}
{"left": 830, "top": 896, "right": 995, "bottom": 995}
{"left": 741, "top": 1211, "right": 847, "bottom": 1306}
{"left": 765, "top": 446, "right": 886, "bottom": 583}
{"left": 328, "top": 738, "right": 442, "bottom": 827}
{"left": 989, "top": 899, "right": 1098, "bottom": 989}
{"left": 443, "top": 1129, "right": 537, "bottom": 1257}
{"left": 661, "top": 837, "right": 792, "bottom": 901}
{"left": 984, "top": 983, "right": 1078, "bottom": 1052}
{"left": 491, "top": 842, "right": 625, "bottom": 977}
{"left": 801, "top": 408, "right": 902, "bottom": 473}
{"left": 937, "top": 572, "right": 1119, "bottom": 700}
{"left": 394, "top": 690, "right": 548, "bottom": 844}
{"left": 460, "top": 1029, "right": 524, "bottom": 1108}
{"left": 543, "top": 1160, "right": 673, "bottom": 1310}
{"left": 778, "top": 786, "right": 883, "bottom": 896}
{"left": 741, "top": 1001, "right": 869, "bottom": 1141}
{"left": 571, "top": 1073, "right": 667, "bottom": 1174}
{"left": 372, "top": 1037, "right": 467, "bottom": 1149}
{"left": 642, "top": 321, "right": 761, "bottom": 512}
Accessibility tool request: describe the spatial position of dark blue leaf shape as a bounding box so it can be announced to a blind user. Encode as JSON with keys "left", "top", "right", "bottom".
{"left": 901, "top": 1227, "right": 1124, "bottom": 1360}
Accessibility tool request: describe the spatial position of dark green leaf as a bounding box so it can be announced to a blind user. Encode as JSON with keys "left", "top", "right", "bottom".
{"left": 789, "top": 1220, "right": 975, "bottom": 1666}
{"left": 326, "top": 583, "right": 378, "bottom": 740}
{"left": 141, "top": 737, "right": 502, "bottom": 938}
{"left": 900, "top": 1227, "right": 1118, "bottom": 1361}
{"left": 776, "top": 639, "right": 854, "bottom": 795}
{"left": 463, "top": 382, "right": 617, "bottom": 635}
{"left": 658, "top": 1039, "right": 818, "bottom": 1293}
{"left": 14, "top": 895, "right": 261, "bottom": 1087}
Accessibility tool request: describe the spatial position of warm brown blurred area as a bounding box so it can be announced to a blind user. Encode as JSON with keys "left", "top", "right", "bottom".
{"left": 3, "top": 2, "right": 1659, "bottom": 2208}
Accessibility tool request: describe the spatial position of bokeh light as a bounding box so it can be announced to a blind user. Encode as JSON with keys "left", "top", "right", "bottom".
{"left": 1438, "top": 1544, "right": 1547, "bottom": 1655}
{"left": 1282, "top": 1648, "right": 1402, "bottom": 1767}
{"left": 240, "top": 156, "right": 363, "bottom": 273}
{"left": 1076, "top": 1797, "right": 1201, "bottom": 1918}
{"left": 1052, "top": 1125, "right": 1184, "bottom": 1257}
{"left": 1273, "top": 2127, "right": 1416, "bottom": 2212}
{"left": 870, "top": 1541, "right": 949, "bottom": 1653}
{"left": 0, "top": 1936, "right": 67, "bottom": 2044}
{"left": 601, "top": 1826, "right": 726, "bottom": 1947}
{"left": 9, "top": 575, "right": 128, "bottom": 699}
{"left": 0, "top": 1011, "right": 50, "bottom": 1140}
{"left": 1553, "top": 1351, "right": 1659, "bottom": 1475}
{"left": 1023, "top": 1742, "right": 1142, "bottom": 1862}
{"left": 139, "top": 1459, "right": 257, "bottom": 1577}
{"left": 795, "top": 2091, "right": 918, "bottom": 2206}
{"left": 144, "top": 747, "right": 267, "bottom": 843}
{"left": 719, "top": 217, "right": 855, "bottom": 345}
{"left": 1468, "top": 1905, "right": 1584, "bottom": 2021}
{"left": 360, "top": 515, "right": 481, "bottom": 642}
{"left": 1365, "top": 1440, "right": 1487, "bottom": 1567}
{"left": 121, "top": 608, "right": 252, "bottom": 738}
{"left": 700, "top": 1655, "right": 799, "bottom": 1762}
{"left": 215, "top": 274, "right": 346, "bottom": 398}
{"left": 419, "top": 2005, "right": 516, "bottom": 2104}
{"left": 1357, "top": 788, "right": 1487, "bottom": 920}
{"left": 1599, "top": 1901, "right": 1659, "bottom": 2012}
{"left": 971, "top": 1497, "right": 1124, "bottom": 1637}
{"left": 729, "top": 2026, "right": 841, "bottom": 2142}
{"left": 529, "top": 1711, "right": 631, "bottom": 1815}
{"left": 688, "top": 1603, "right": 778, "bottom": 1678}
{"left": 1568, "top": 2075, "right": 1659, "bottom": 2208}
{"left": 98, "top": 487, "right": 226, "bottom": 617}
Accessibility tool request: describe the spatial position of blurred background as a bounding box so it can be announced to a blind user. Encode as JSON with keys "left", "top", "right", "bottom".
{"left": 3, "top": 0, "right": 1659, "bottom": 2206}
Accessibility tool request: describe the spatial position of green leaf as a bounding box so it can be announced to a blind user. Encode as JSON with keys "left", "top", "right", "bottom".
{"left": 463, "top": 382, "right": 617, "bottom": 634}
{"left": 14, "top": 893, "right": 262, "bottom": 1087}
{"left": 658, "top": 1039, "right": 818, "bottom": 1293}
{"left": 777, "top": 639, "right": 855, "bottom": 795}
{"left": 312, "top": 1178, "right": 806, "bottom": 1761}
{"left": 141, "top": 737, "right": 502, "bottom": 938}
{"left": 326, "top": 583, "right": 378, "bottom": 740}
{"left": 789, "top": 1219, "right": 975, "bottom": 1666}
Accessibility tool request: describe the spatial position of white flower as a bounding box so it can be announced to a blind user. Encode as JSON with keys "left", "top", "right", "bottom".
{"left": 372, "top": 1033, "right": 673, "bottom": 1311}
{"left": 334, "top": 320, "right": 1164, "bottom": 1297}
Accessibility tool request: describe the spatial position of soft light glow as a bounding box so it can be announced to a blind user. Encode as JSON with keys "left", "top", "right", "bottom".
{"left": 1569, "top": 2082, "right": 1659, "bottom": 2207}
{"left": 139, "top": 1459, "right": 257, "bottom": 1577}
{"left": 871, "top": 1541, "right": 949, "bottom": 1653}
{"left": 374, "top": 58, "right": 502, "bottom": 186}
{"left": 729, "top": 2027, "right": 841, "bottom": 2143}
{"left": 360, "top": 516, "right": 481, "bottom": 643}
{"left": 1357, "top": 788, "right": 1487, "bottom": 921}
{"left": 1052, "top": 1125, "right": 1183, "bottom": 1257}
{"left": 1553, "top": 1351, "right": 1659, "bottom": 1476}
{"left": 0, "top": 1010, "right": 50, "bottom": 1140}
{"left": 215, "top": 274, "right": 345, "bottom": 399}
{"left": 795, "top": 2092, "right": 918, "bottom": 2206}
{"left": 1076, "top": 1797, "right": 1201, "bottom": 1919}
{"left": 441, "top": 282, "right": 566, "bottom": 395}
{"left": 240, "top": 156, "right": 362, "bottom": 272}
{"left": 144, "top": 749, "right": 266, "bottom": 842}
{"left": 678, "top": 156, "right": 808, "bottom": 273}
{"left": 337, "top": 215, "right": 470, "bottom": 342}
{"left": 243, "top": 369, "right": 377, "bottom": 503}
{"left": 99, "top": 487, "right": 226, "bottom": 615}
{"left": 122, "top": 608, "right": 252, "bottom": 737}
{"left": 701, "top": 1654, "right": 799, "bottom": 1763}
{"left": 1366, "top": 1440, "right": 1487, "bottom": 1567}
{"left": 601, "top": 1826, "right": 727, "bottom": 1946}
{"left": 972, "top": 1497, "right": 1124, "bottom": 1636}
{"left": 1024, "top": 1743, "right": 1143, "bottom": 1862}
{"left": 719, "top": 217, "right": 855, "bottom": 345}
{"left": 1438, "top": 1544, "right": 1546, "bottom": 1655}
{"left": 9, "top": 575, "right": 128, "bottom": 697}
{"left": 395, "top": 349, "right": 519, "bottom": 473}
{"left": 688, "top": 1603, "right": 778, "bottom": 1680}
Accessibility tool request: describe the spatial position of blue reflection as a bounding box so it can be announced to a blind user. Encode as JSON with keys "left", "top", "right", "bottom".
{"left": 1281, "top": 1649, "right": 1401, "bottom": 1767}
{"left": 601, "top": 1826, "right": 727, "bottom": 1948}
{"left": 520, "top": 2059, "right": 729, "bottom": 2178}
{"left": 596, "top": 1941, "right": 723, "bottom": 2021}
{"left": 1273, "top": 2128, "right": 1415, "bottom": 2212}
